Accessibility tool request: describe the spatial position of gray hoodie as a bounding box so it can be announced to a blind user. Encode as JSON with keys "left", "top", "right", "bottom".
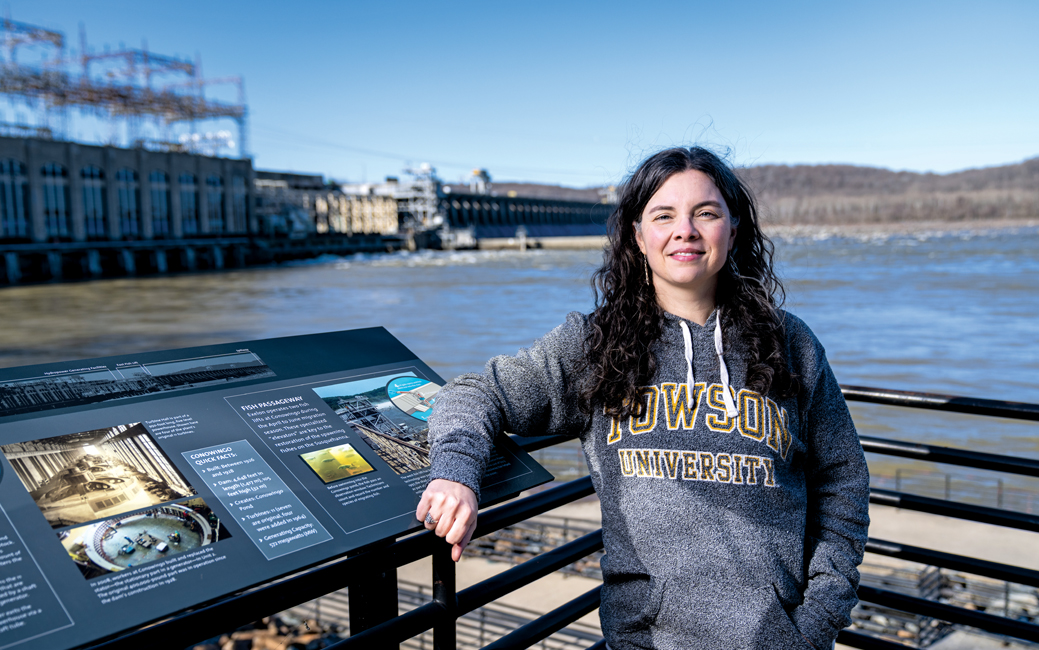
{"left": 428, "top": 309, "right": 870, "bottom": 650}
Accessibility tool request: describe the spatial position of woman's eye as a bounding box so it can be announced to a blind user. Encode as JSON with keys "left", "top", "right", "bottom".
{"left": 697, "top": 211, "right": 720, "bottom": 220}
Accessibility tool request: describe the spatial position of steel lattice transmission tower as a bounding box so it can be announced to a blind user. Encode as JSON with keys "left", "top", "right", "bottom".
{"left": 0, "top": 13, "right": 248, "bottom": 158}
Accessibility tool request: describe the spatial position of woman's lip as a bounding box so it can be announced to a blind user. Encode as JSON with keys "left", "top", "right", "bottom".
{"left": 669, "top": 250, "right": 705, "bottom": 258}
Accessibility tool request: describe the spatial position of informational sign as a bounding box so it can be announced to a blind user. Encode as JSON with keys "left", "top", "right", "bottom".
{"left": 0, "top": 329, "right": 552, "bottom": 650}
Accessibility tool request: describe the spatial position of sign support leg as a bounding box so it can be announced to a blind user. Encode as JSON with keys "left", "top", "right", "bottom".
{"left": 432, "top": 540, "right": 457, "bottom": 650}
{"left": 347, "top": 547, "right": 398, "bottom": 649}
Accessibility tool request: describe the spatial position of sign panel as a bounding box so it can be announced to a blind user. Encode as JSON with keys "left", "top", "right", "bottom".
{"left": 0, "top": 329, "right": 552, "bottom": 650}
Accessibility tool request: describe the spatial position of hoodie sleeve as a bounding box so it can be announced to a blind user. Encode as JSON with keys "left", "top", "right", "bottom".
{"left": 786, "top": 319, "right": 871, "bottom": 649}
{"left": 427, "top": 312, "right": 592, "bottom": 500}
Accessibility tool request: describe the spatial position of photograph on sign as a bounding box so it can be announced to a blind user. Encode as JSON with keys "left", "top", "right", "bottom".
{"left": 299, "top": 444, "right": 375, "bottom": 483}
{"left": 386, "top": 376, "right": 440, "bottom": 422}
{"left": 0, "top": 351, "right": 275, "bottom": 417}
{"left": 313, "top": 373, "right": 432, "bottom": 475}
{"left": 1, "top": 422, "right": 197, "bottom": 529}
{"left": 57, "top": 498, "right": 231, "bottom": 579}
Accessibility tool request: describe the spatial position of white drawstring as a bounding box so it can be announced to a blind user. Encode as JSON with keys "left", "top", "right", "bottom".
{"left": 679, "top": 321, "right": 695, "bottom": 409}
{"left": 713, "top": 310, "right": 739, "bottom": 418}
{"left": 679, "top": 312, "right": 738, "bottom": 418}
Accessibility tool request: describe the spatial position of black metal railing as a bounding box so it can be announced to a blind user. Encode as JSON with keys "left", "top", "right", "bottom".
{"left": 842, "top": 385, "right": 1039, "bottom": 649}
{"left": 85, "top": 386, "right": 1039, "bottom": 650}
{"left": 842, "top": 385, "right": 1039, "bottom": 422}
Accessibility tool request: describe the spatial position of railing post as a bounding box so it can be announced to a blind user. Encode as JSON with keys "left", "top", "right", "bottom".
{"left": 346, "top": 543, "right": 398, "bottom": 648}
{"left": 433, "top": 540, "right": 457, "bottom": 650}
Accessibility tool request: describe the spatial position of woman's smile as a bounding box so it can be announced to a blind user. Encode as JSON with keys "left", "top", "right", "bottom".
{"left": 668, "top": 247, "right": 706, "bottom": 261}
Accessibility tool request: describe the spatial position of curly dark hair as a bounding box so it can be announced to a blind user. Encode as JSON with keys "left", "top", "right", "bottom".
{"left": 580, "top": 146, "right": 797, "bottom": 419}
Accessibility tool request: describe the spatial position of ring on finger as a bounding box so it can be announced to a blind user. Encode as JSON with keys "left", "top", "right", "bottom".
{"left": 424, "top": 513, "right": 438, "bottom": 525}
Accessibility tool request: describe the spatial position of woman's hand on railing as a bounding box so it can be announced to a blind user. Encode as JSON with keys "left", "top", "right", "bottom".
{"left": 417, "top": 478, "right": 478, "bottom": 562}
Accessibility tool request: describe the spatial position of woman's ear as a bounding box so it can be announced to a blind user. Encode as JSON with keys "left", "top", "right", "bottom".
{"left": 728, "top": 226, "right": 738, "bottom": 250}
{"left": 634, "top": 220, "right": 646, "bottom": 254}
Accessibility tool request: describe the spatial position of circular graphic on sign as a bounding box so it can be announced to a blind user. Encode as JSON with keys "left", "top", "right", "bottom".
{"left": 386, "top": 377, "right": 441, "bottom": 422}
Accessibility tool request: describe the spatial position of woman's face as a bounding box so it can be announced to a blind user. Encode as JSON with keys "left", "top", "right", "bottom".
{"left": 635, "top": 169, "right": 737, "bottom": 308}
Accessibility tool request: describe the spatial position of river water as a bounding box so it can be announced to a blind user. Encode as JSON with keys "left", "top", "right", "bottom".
{"left": 2, "top": 225, "right": 1037, "bottom": 505}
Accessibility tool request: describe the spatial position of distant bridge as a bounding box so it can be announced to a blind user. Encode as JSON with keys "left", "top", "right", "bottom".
{"left": 437, "top": 191, "right": 612, "bottom": 241}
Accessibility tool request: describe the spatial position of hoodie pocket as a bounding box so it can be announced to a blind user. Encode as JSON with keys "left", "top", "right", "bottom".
{"left": 648, "top": 580, "right": 816, "bottom": 649}
{"left": 600, "top": 573, "right": 667, "bottom": 634}
{"left": 757, "top": 584, "right": 816, "bottom": 649}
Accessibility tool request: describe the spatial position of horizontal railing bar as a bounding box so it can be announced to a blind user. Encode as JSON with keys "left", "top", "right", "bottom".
{"left": 480, "top": 586, "right": 602, "bottom": 650}
{"left": 870, "top": 488, "right": 1039, "bottom": 533}
{"left": 588, "top": 641, "right": 608, "bottom": 650}
{"left": 331, "top": 601, "right": 443, "bottom": 650}
{"left": 375, "top": 476, "right": 599, "bottom": 572}
{"left": 346, "top": 571, "right": 1039, "bottom": 650}
{"left": 513, "top": 433, "right": 577, "bottom": 452}
{"left": 866, "top": 537, "right": 1039, "bottom": 588}
{"left": 857, "top": 585, "right": 1039, "bottom": 642}
{"left": 337, "top": 530, "right": 605, "bottom": 648}
{"left": 290, "top": 480, "right": 599, "bottom": 648}
{"left": 835, "top": 629, "right": 920, "bottom": 650}
{"left": 474, "top": 476, "right": 596, "bottom": 538}
{"left": 381, "top": 530, "right": 440, "bottom": 569}
{"left": 457, "top": 530, "right": 604, "bottom": 616}
{"left": 860, "top": 435, "right": 1039, "bottom": 477}
{"left": 842, "top": 385, "right": 1039, "bottom": 422}
{"left": 450, "top": 607, "right": 604, "bottom": 642}
{"left": 399, "top": 579, "right": 605, "bottom": 637}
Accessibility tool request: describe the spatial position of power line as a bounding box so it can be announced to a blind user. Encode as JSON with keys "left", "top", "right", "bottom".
{"left": 252, "top": 123, "right": 619, "bottom": 182}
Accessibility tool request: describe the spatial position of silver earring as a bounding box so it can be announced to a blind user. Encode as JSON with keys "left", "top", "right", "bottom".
{"left": 644, "top": 256, "right": 650, "bottom": 284}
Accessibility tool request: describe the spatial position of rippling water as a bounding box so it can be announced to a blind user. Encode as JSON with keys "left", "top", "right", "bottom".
{"left": 2, "top": 226, "right": 1037, "bottom": 498}
{"left": 775, "top": 226, "right": 1039, "bottom": 507}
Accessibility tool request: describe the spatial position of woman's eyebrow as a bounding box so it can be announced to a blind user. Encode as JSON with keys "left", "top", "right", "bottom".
{"left": 646, "top": 200, "right": 723, "bottom": 214}
{"left": 646, "top": 204, "right": 674, "bottom": 214}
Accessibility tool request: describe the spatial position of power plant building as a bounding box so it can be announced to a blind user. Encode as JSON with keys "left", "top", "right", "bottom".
{"left": 0, "top": 135, "right": 254, "bottom": 243}
{"left": 254, "top": 171, "right": 398, "bottom": 237}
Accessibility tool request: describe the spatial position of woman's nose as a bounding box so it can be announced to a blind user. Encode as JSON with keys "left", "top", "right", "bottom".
{"left": 673, "top": 215, "right": 699, "bottom": 239}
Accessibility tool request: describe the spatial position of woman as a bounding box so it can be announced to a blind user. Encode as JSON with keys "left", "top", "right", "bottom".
{"left": 416, "top": 147, "right": 870, "bottom": 649}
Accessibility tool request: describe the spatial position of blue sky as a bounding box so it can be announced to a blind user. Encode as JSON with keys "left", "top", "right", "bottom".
{"left": 10, "top": 1, "right": 1039, "bottom": 186}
